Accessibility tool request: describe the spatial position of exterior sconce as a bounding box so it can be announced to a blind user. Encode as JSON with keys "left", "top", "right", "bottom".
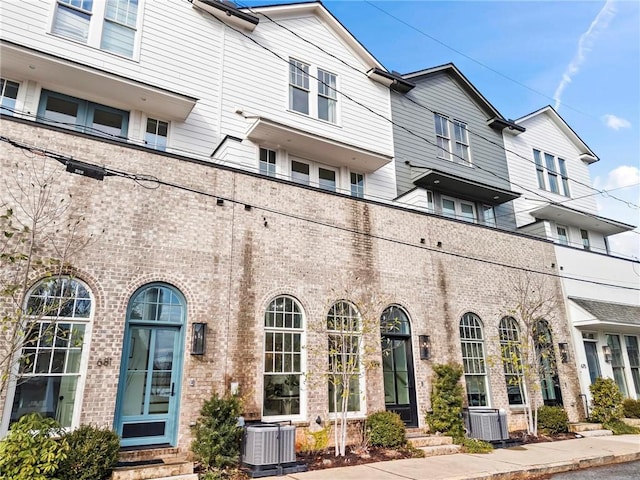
{"left": 602, "top": 345, "right": 612, "bottom": 363}
{"left": 191, "top": 323, "right": 207, "bottom": 355}
{"left": 558, "top": 343, "right": 569, "bottom": 363}
{"left": 419, "top": 335, "right": 431, "bottom": 360}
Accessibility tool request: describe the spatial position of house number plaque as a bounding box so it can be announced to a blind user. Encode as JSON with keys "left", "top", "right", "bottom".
{"left": 96, "top": 357, "right": 113, "bottom": 367}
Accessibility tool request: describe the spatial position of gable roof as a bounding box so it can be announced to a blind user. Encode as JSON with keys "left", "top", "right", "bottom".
{"left": 514, "top": 105, "right": 599, "bottom": 164}
{"left": 244, "top": 1, "right": 386, "bottom": 71}
{"left": 402, "top": 63, "right": 524, "bottom": 132}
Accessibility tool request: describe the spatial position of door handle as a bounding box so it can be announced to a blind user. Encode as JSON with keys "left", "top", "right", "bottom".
{"left": 171, "top": 382, "right": 175, "bottom": 397}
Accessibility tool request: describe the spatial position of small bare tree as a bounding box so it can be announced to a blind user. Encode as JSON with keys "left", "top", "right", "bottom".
{"left": 498, "top": 272, "right": 562, "bottom": 437}
{"left": 0, "top": 156, "right": 93, "bottom": 401}
{"left": 307, "top": 279, "right": 389, "bottom": 457}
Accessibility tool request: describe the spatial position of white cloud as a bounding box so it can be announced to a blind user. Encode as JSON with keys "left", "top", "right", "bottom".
{"left": 594, "top": 165, "right": 640, "bottom": 191}
{"left": 553, "top": 0, "right": 617, "bottom": 110}
{"left": 602, "top": 114, "right": 631, "bottom": 130}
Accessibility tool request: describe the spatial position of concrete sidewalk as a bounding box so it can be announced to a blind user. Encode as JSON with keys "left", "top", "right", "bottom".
{"left": 286, "top": 435, "right": 640, "bottom": 480}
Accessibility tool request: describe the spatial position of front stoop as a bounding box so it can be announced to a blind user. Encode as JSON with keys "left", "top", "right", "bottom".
{"left": 569, "top": 422, "right": 612, "bottom": 437}
{"left": 111, "top": 460, "right": 195, "bottom": 480}
{"left": 407, "top": 434, "right": 461, "bottom": 457}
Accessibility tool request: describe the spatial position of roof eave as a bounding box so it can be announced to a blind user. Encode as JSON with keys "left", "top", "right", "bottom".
{"left": 191, "top": 0, "right": 259, "bottom": 31}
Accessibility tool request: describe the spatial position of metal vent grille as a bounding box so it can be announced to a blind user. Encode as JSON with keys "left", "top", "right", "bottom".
{"left": 243, "top": 424, "right": 296, "bottom": 466}
{"left": 464, "top": 409, "right": 509, "bottom": 441}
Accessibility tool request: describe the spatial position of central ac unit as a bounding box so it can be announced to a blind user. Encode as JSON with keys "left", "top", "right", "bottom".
{"left": 464, "top": 409, "right": 509, "bottom": 442}
{"left": 243, "top": 424, "right": 296, "bottom": 466}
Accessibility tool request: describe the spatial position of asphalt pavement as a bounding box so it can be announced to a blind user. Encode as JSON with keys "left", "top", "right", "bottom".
{"left": 285, "top": 435, "right": 640, "bottom": 480}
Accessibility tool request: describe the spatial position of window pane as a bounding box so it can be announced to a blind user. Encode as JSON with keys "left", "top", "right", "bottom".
{"left": 53, "top": 4, "right": 90, "bottom": 42}
{"left": 291, "top": 161, "right": 309, "bottom": 185}
{"left": 442, "top": 199, "right": 456, "bottom": 218}
{"left": 1, "top": 78, "right": 19, "bottom": 115}
{"left": 319, "top": 168, "right": 336, "bottom": 192}
{"left": 145, "top": 118, "right": 168, "bottom": 151}
{"left": 101, "top": 20, "right": 135, "bottom": 57}
{"left": 350, "top": 172, "right": 364, "bottom": 198}
{"left": 105, "top": 0, "right": 138, "bottom": 27}
{"left": 460, "top": 203, "right": 475, "bottom": 222}
{"left": 290, "top": 87, "right": 309, "bottom": 115}
{"left": 43, "top": 96, "right": 79, "bottom": 127}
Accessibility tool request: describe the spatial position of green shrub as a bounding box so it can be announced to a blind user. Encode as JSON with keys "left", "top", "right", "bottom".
{"left": 537, "top": 405, "right": 569, "bottom": 434}
{"left": 459, "top": 437, "right": 493, "bottom": 453}
{"left": 191, "top": 393, "right": 243, "bottom": 474}
{"left": 0, "top": 413, "right": 70, "bottom": 480}
{"left": 603, "top": 419, "right": 640, "bottom": 435}
{"left": 58, "top": 425, "right": 120, "bottom": 480}
{"left": 425, "top": 363, "right": 465, "bottom": 440}
{"left": 622, "top": 398, "right": 640, "bottom": 419}
{"left": 366, "top": 411, "right": 406, "bottom": 448}
{"left": 589, "top": 377, "right": 624, "bottom": 423}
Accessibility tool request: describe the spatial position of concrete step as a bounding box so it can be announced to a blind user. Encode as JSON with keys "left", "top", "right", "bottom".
{"left": 418, "top": 444, "right": 461, "bottom": 457}
{"left": 408, "top": 435, "right": 454, "bottom": 448}
{"left": 623, "top": 418, "right": 640, "bottom": 427}
{"left": 111, "top": 460, "right": 194, "bottom": 480}
{"left": 118, "top": 447, "right": 183, "bottom": 464}
{"left": 577, "top": 429, "right": 613, "bottom": 437}
{"left": 569, "top": 422, "right": 603, "bottom": 433}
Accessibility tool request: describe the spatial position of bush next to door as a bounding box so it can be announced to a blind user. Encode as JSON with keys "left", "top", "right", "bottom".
{"left": 366, "top": 411, "right": 406, "bottom": 448}
{"left": 536, "top": 406, "right": 569, "bottom": 435}
{"left": 191, "top": 393, "right": 243, "bottom": 476}
{"left": 425, "top": 363, "right": 465, "bottom": 440}
{"left": 589, "top": 377, "right": 624, "bottom": 423}
{"left": 622, "top": 398, "right": 640, "bottom": 419}
{"left": 0, "top": 413, "right": 70, "bottom": 480}
{"left": 57, "top": 425, "right": 120, "bottom": 480}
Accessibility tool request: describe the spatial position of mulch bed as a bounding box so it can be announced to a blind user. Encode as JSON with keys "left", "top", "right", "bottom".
{"left": 298, "top": 445, "right": 418, "bottom": 470}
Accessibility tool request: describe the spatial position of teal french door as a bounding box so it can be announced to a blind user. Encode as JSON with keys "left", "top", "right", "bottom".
{"left": 115, "top": 284, "right": 185, "bottom": 447}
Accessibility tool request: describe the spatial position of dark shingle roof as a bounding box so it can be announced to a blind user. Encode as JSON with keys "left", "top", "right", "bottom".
{"left": 570, "top": 297, "right": 640, "bottom": 326}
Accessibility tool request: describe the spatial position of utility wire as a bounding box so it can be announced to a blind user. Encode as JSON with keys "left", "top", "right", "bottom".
{"left": 1, "top": 134, "right": 638, "bottom": 289}
{"left": 238, "top": 1, "right": 638, "bottom": 211}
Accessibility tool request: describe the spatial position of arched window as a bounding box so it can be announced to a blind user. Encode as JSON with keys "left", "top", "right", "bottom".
{"left": 8, "top": 277, "right": 92, "bottom": 428}
{"left": 327, "top": 301, "right": 362, "bottom": 414}
{"left": 534, "top": 320, "right": 563, "bottom": 406}
{"left": 263, "top": 296, "right": 304, "bottom": 417}
{"left": 459, "top": 313, "right": 488, "bottom": 407}
{"left": 499, "top": 316, "right": 525, "bottom": 405}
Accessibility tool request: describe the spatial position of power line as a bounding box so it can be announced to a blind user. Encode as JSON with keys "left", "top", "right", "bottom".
{"left": 1, "top": 134, "right": 638, "bottom": 290}
{"left": 238, "top": 1, "right": 638, "bottom": 211}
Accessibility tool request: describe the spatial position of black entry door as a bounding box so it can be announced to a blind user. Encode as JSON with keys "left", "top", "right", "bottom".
{"left": 382, "top": 334, "right": 418, "bottom": 427}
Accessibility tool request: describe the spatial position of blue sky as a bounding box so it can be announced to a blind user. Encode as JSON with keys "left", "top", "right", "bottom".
{"left": 242, "top": 0, "right": 640, "bottom": 259}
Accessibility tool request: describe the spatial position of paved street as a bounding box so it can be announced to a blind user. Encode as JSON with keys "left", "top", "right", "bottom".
{"left": 546, "top": 460, "right": 640, "bottom": 479}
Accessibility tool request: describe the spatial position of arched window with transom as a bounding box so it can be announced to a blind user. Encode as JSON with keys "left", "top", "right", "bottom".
{"left": 499, "top": 316, "right": 525, "bottom": 405}
{"left": 5, "top": 277, "right": 92, "bottom": 430}
{"left": 459, "top": 313, "right": 489, "bottom": 407}
{"left": 263, "top": 296, "right": 304, "bottom": 418}
{"left": 327, "top": 300, "right": 362, "bottom": 414}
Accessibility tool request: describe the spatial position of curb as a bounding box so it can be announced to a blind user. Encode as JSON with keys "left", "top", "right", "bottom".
{"left": 464, "top": 450, "right": 640, "bottom": 479}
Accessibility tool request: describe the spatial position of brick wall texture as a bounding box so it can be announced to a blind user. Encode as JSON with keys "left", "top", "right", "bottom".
{"left": 0, "top": 120, "right": 583, "bottom": 452}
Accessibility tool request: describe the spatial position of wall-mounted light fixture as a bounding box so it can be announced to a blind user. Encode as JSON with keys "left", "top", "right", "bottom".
{"left": 419, "top": 335, "right": 431, "bottom": 360}
{"left": 602, "top": 344, "right": 612, "bottom": 363}
{"left": 558, "top": 343, "right": 569, "bottom": 363}
{"left": 191, "top": 323, "right": 207, "bottom": 355}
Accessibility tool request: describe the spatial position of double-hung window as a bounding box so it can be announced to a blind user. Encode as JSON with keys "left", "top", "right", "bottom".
{"left": 259, "top": 148, "right": 277, "bottom": 177}
{"left": 580, "top": 229, "right": 590, "bottom": 251}
{"left": 434, "top": 114, "right": 451, "bottom": 159}
{"left": 38, "top": 90, "right": 129, "bottom": 140}
{"left": 557, "top": 225, "right": 569, "bottom": 246}
{"left": 289, "top": 59, "right": 310, "bottom": 115}
{"left": 624, "top": 336, "right": 640, "bottom": 397}
{"left": 350, "top": 173, "right": 364, "bottom": 198}
{"left": 145, "top": 118, "right": 168, "bottom": 151}
{"left": 532, "top": 149, "right": 570, "bottom": 196}
{"left": 289, "top": 59, "right": 338, "bottom": 124}
{"left": 52, "top": 0, "right": 139, "bottom": 58}
{"left": 606, "top": 334, "right": 628, "bottom": 397}
{"left": 317, "top": 69, "right": 337, "bottom": 123}
{"left": 435, "top": 114, "right": 470, "bottom": 163}
{"left": 1, "top": 78, "right": 19, "bottom": 115}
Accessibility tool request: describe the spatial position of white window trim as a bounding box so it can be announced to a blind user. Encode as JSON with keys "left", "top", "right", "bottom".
{"left": 143, "top": 115, "right": 170, "bottom": 151}
{"left": 435, "top": 114, "right": 472, "bottom": 164}
{"left": 288, "top": 58, "right": 340, "bottom": 125}
{"left": 0, "top": 279, "right": 94, "bottom": 436}
{"left": 288, "top": 157, "right": 341, "bottom": 192}
{"left": 441, "top": 195, "right": 476, "bottom": 223}
{"left": 49, "top": 0, "right": 144, "bottom": 61}
{"left": 532, "top": 148, "right": 570, "bottom": 196}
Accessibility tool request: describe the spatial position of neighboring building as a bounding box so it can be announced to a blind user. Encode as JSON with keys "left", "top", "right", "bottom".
{"left": 503, "top": 106, "right": 640, "bottom": 405}
{"left": 391, "top": 64, "right": 524, "bottom": 231}
{"left": 0, "top": 0, "right": 592, "bottom": 463}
